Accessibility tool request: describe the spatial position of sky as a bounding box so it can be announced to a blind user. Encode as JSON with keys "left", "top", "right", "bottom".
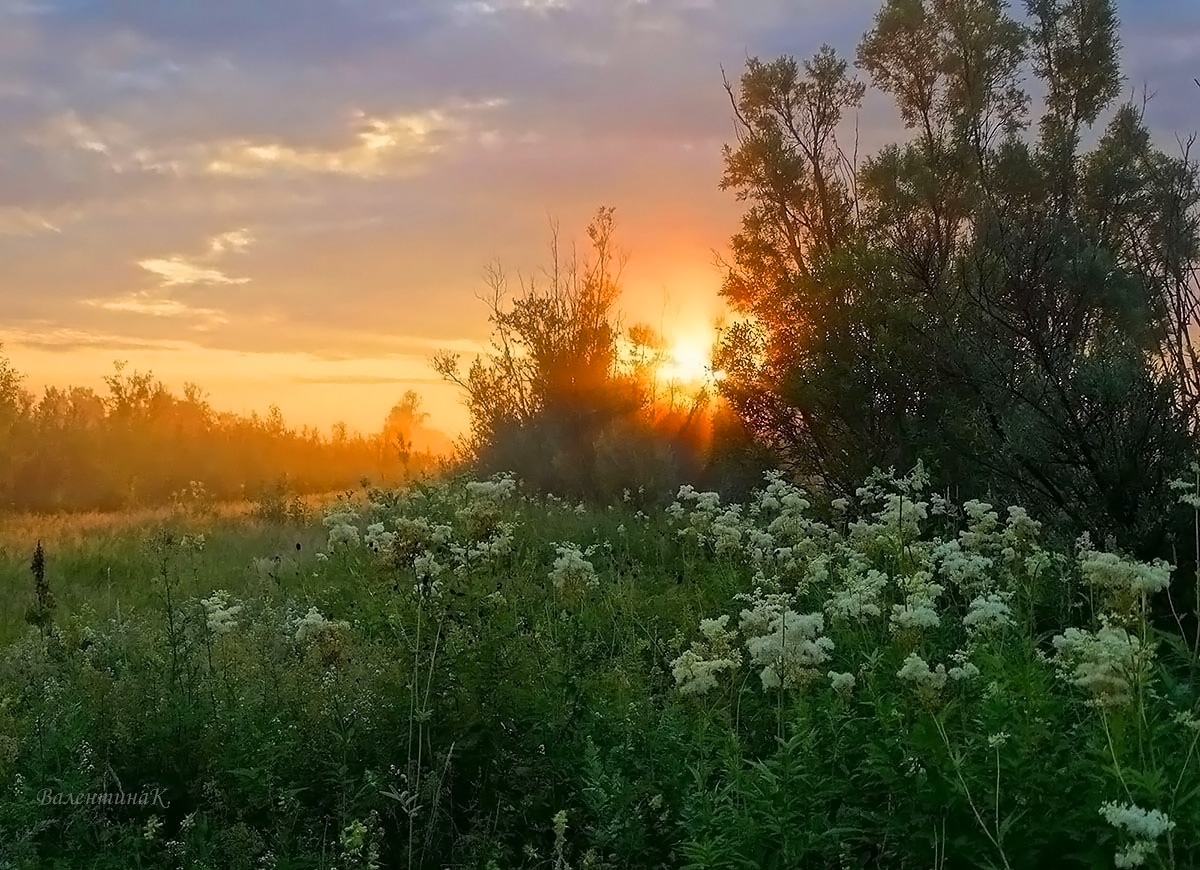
{"left": 1, "top": 0, "right": 1197, "bottom": 439}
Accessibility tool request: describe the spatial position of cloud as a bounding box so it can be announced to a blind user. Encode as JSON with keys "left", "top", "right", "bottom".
{"left": 203, "top": 101, "right": 505, "bottom": 179}
{"left": 82, "top": 292, "right": 229, "bottom": 325}
{"left": 0, "top": 326, "right": 195, "bottom": 354}
{"left": 208, "top": 228, "right": 253, "bottom": 254}
{"left": 137, "top": 257, "right": 248, "bottom": 287}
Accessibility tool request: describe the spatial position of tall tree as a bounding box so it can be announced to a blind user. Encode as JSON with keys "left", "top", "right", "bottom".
{"left": 716, "top": 0, "right": 1200, "bottom": 554}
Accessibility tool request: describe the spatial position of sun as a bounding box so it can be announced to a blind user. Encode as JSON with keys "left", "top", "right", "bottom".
{"left": 659, "top": 335, "right": 724, "bottom": 384}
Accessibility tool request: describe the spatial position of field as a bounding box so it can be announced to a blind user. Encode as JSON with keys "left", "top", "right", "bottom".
{"left": 2, "top": 466, "right": 1199, "bottom": 869}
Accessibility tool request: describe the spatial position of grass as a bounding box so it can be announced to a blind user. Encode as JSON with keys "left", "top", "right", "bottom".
{"left": 0, "top": 468, "right": 1198, "bottom": 869}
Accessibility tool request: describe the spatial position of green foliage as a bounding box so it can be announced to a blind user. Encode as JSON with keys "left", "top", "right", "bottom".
{"left": 2, "top": 466, "right": 1199, "bottom": 867}
{"left": 715, "top": 0, "right": 1200, "bottom": 560}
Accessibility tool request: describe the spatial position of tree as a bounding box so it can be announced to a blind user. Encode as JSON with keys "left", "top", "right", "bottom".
{"left": 435, "top": 207, "right": 715, "bottom": 498}
{"left": 434, "top": 208, "right": 631, "bottom": 485}
{"left": 715, "top": 0, "right": 1200, "bottom": 555}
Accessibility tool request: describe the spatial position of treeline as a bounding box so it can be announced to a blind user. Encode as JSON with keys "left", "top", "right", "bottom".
{"left": 0, "top": 353, "right": 445, "bottom": 513}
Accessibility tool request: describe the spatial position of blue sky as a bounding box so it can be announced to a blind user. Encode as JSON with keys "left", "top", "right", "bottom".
{"left": 0, "top": 0, "right": 1196, "bottom": 434}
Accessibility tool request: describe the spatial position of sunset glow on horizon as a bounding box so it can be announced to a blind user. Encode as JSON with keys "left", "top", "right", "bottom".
{"left": 1, "top": 0, "right": 1195, "bottom": 441}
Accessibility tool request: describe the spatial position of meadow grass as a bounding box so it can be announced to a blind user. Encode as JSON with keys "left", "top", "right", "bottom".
{"left": 1, "top": 468, "right": 1198, "bottom": 869}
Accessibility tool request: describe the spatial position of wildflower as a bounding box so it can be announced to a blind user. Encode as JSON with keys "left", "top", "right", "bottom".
{"left": 890, "top": 571, "right": 943, "bottom": 633}
{"left": 1002, "top": 506, "right": 1041, "bottom": 548}
{"left": 671, "top": 612, "right": 743, "bottom": 695}
{"left": 948, "top": 662, "right": 980, "bottom": 681}
{"left": 959, "top": 501, "right": 1000, "bottom": 552}
{"left": 1173, "top": 709, "right": 1200, "bottom": 732}
{"left": 963, "top": 592, "right": 1014, "bottom": 635}
{"left": 671, "top": 649, "right": 739, "bottom": 695}
{"left": 897, "top": 653, "right": 947, "bottom": 691}
{"left": 828, "top": 671, "right": 856, "bottom": 696}
{"left": 201, "top": 590, "right": 242, "bottom": 635}
{"left": 1051, "top": 623, "right": 1153, "bottom": 708}
{"left": 364, "top": 522, "right": 396, "bottom": 555}
{"left": 987, "top": 732, "right": 1010, "bottom": 749}
{"left": 699, "top": 614, "right": 733, "bottom": 640}
{"left": 825, "top": 566, "right": 888, "bottom": 622}
{"left": 324, "top": 509, "right": 360, "bottom": 548}
{"left": 465, "top": 474, "right": 517, "bottom": 502}
{"left": 1099, "top": 802, "right": 1175, "bottom": 868}
{"left": 711, "top": 507, "right": 744, "bottom": 555}
{"left": 294, "top": 607, "right": 349, "bottom": 644}
{"left": 548, "top": 544, "right": 598, "bottom": 590}
{"left": 740, "top": 602, "right": 833, "bottom": 690}
{"left": 413, "top": 551, "right": 444, "bottom": 581}
{"left": 934, "top": 540, "right": 994, "bottom": 593}
{"left": 1078, "top": 549, "right": 1172, "bottom": 597}
{"left": 890, "top": 601, "right": 940, "bottom": 631}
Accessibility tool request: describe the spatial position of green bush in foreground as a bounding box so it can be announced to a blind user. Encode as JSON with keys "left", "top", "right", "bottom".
{"left": 1, "top": 465, "right": 1198, "bottom": 868}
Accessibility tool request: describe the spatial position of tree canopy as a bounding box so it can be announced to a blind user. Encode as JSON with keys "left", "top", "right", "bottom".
{"left": 714, "top": 0, "right": 1200, "bottom": 555}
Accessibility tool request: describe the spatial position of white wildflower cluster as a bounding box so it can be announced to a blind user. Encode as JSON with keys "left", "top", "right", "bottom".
{"left": 201, "top": 590, "right": 242, "bottom": 636}
{"left": 897, "top": 652, "right": 948, "bottom": 691}
{"left": 1077, "top": 547, "right": 1172, "bottom": 598}
{"left": 293, "top": 606, "right": 350, "bottom": 645}
{"left": 667, "top": 485, "right": 724, "bottom": 543}
{"left": 323, "top": 506, "right": 361, "bottom": 549}
{"left": 959, "top": 501, "right": 1001, "bottom": 552}
{"left": 180, "top": 533, "right": 206, "bottom": 553}
{"left": 753, "top": 473, "right": 819, "bottom": 545}
{"left": 1173, "top": 708, "right": 1200, "bottom": 733}
{"left": 1099, "top": 802, "right": 1176, "bottom": 868}
{"left": 1001, "top": 506, "right": 1041, "bottom": 553}
{"left": 671, "top": 591, "right": 836, "bottom": 694}
{"left": 364, "top": 522, "right": 396, "bottom": 556}
{"left": 464, "top": 475, "right": 518, "bottom": 502}
{"left": 1051, "top": 623, "right": 1154, "bottom": 708}
{"left": 741, "top": 474, "right": 839, "bottom": 588}
{"left": 848, "top": 463, "right": 931, "bottom": 546}
{"left": 458, "top": 473, "right": 519, "bottom": 537}
{"left": 946, "top": 649, "right": 980, "bottom": 681}
{"left": 932, "top": 540, "right": 995, "bottom": 594}
{"left": 897, "top": 650, "right": 978, "bottom": 694}
{"left": 889, "top": 570, "right": 944, "bottom": 633}
{"left": 828, "top": 670, "right": 856, "bottom": 696}
{"left": 737, "top": 591, "right": 834, "bottom": 690}
{"left": 412, "top": 550, "right": 445, "bottom": 598}
{"left": 392, "top": 516, "right": 454, "bottom": 560}
{"left": 932, "top": 502, "right": 1047, "bottom": 596}
{"left": 548, "top": 543, "right": 599, "bottom": 591}
{"left": 710, "top": 506, "right": 745, "bottom": 556}
{"left": 962, "top": 591, "right": 1014, "bottom": 636}
{"left": 413, "top": 551, "right": 442, "bottom": 578}
{"left": 670, "top": 614, "right": 742, "bottom": 696}
{"left": 449, "top": 521, "right": 516, "bottom": 570}
{"left": 824, "top": 554, "right": 889, "bottom": 622}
